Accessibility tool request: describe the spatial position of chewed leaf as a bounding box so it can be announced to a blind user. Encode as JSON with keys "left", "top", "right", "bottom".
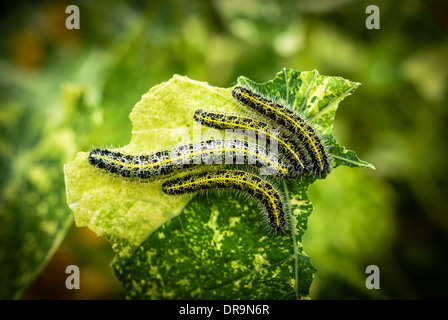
{"left": 64, "top": 75, "right": 240, "bottom": 256}
{"left": 64, "top": 69, "right": 373, "bottom": 299}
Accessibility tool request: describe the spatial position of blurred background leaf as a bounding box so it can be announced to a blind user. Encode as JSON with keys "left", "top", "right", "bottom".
{"left": 1, "top": 0, "right": 447, "bottom": 299}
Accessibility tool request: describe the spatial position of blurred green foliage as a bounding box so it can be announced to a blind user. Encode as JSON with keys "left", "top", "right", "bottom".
{"left": 1, "top": 0, "right": 447, "bottom": 299}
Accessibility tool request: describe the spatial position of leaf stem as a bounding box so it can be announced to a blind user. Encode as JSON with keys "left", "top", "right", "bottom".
{"left": 283, "top": 180, "right": 300, "bottom": 300}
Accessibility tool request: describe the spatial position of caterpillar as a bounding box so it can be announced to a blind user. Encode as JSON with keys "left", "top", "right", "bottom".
{"left": 88, "top": 139, "right": 290, "bottom": 180}
{"left": 232, "top": 86, "right": 331, "bottom": 176}
{"left": 162, "top": 169, "right": 287, "bottom": 233}
{"left": 194, "top": 109, "right": 310, "bottom": 176}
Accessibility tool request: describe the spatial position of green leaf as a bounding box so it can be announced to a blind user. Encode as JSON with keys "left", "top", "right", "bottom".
{"left": 64, "top": 68, "right": 372, "bottom": 299}
{"left": 0, "top": 84, "right": 92, "bottom": 299}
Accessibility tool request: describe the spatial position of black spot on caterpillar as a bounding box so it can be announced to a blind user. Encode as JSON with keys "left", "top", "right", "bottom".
{"left": 162, "top": 169, "right": 287, "bottom": 233}
{"left": 232, "top": 86, "right": 331, "bottom": 176}
{"left": 88, "top": 139, "right": 290, "bottom": 180}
